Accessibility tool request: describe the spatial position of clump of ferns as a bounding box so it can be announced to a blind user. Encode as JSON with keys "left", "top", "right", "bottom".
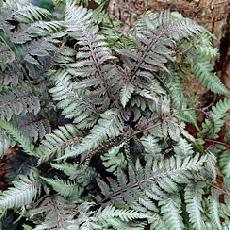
{"left": 0, "top": 0, "right": 230, "bottom": 229}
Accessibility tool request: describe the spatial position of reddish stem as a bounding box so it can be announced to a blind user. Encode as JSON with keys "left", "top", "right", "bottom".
{"left": 205, "top": 139, "right": 230, "bottom": 150}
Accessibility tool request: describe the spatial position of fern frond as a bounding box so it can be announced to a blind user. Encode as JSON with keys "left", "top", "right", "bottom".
{"left": 30, "top": 196, "right": 75, "bottom": 230}
{"left": 101, "top": 144, "right": 127, "bottom": 173}
{"left": 121, "top": 11, "right": 204, "bottom": 83}
{"left": 159, "top": 195, "right": 184, "bottom": 230}
{"left": 41, "top": 177, "right": 83, "bottom": 199}
{"left": 36, "top": 123, "right": 81, "bottom": 162}
{"left": 192, "top": 61, "right": 228, "bottom": 94}
{"left": 200, "top": 98, "right": 230, "bottom": 139}
{"left": 97, "top": 154, "right": 215, "bottom": 204}
{"left": 68, "top": 202, "right": 147, "bottom": 230}
{"left": 0, "top": 87, "right": 40, "bottom": 121}
{"left": 211, "top": 98, "right": 230, "bottom": 117}
{"left": 13, "top": 4, "right": 51, "bottom": 23}
{"left": 188, "top": 32, "right": 224, "bottom": 96}
{"left": 195, "top": 33, "right": 218, "bottom": 59}
{"left": 0, "top": 176, "right": 41, "bottom": 210}
{"left": 184, "top": 181, "right": 206, "bottom": 230}
{"left": 173, "top": 138, "right": 194, "bottom": 156}
{"left": 50, "top": 163, "right": 97, "bottom": 188}
{"left": 59, "top": 109, "right": 124, "bottom": 160}
{"left": 12, "top": 21, "right": 64, "bottom": 44}
{"left": 65, "top": 2, "right": 116, "bottom": 100}
{"left": 208, "top": 189, "right": 222, "bottom": 230}
{"left": 0, "top": 118, "right": 35, "bottom": 156}
{"left": 49, "top": 70, "right": 100, "bottom": 128}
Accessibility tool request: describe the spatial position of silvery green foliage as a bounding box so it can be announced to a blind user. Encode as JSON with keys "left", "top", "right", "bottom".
{"left": 0, "top": 175, "right": 41, "bottom": 210}
{"left": 0, "top": 0, "right": 230, "bottom": 229}
{"left": 200, "top": 98, "right": 230, "bottom": 139}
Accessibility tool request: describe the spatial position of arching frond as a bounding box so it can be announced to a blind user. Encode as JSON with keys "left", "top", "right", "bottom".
{"left": 36, "top": 123, "right": 81, "bottom": 162}
{"left": 41, "top": 177, "right": 83, "bottom": 199}
{"left": 0, "top": 176, "right": 41, "bottom": 210}
{"left": 116, "top": 11, "right": 204, "bottom": 109}
{"left": 97, "top": 154, "right": 215, "bottom": 205}
{"left": 65, "top": 1, "right": 117, "bottom": 102}
{"left": 59, "top": 109, "right": 124, "bottom": 160}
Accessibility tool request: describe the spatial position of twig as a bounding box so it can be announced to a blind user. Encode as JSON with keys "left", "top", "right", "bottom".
{"left": 205, "top": 139, "right": 230, "bottom": 150}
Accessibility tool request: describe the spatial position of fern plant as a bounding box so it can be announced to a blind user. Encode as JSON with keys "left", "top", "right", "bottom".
{"left": 0, "top": 0, "right": 230, "bottom": 229}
